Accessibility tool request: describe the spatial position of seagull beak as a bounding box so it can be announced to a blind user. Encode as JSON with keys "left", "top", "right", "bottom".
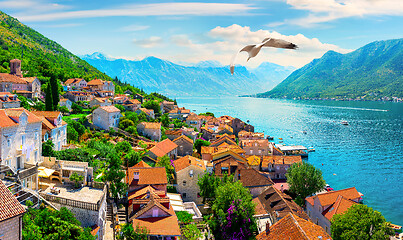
{"left": 247, "top": 57, "right": 250, "bottom": 62}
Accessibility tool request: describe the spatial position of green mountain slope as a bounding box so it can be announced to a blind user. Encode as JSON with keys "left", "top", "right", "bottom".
{"left": 257, "top": 39, "right": 403, "bottom": 100}
{"left": 0, "top": 10, "right": 111, "bottom": 80}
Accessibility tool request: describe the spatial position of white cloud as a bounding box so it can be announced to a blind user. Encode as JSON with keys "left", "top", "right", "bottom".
{"left": 15, "top": 2, "right": 256, "bottom": 22}
{"left": 118, "top": 24, "right": 150, "bottom": 32}
{"left": 133, "top": 36, "right": 163, "bottom": 48}
{"left": 0, "top": 0, "right": 69, "bottom": 13}
{"left": 276, "top": 0, "right": 403, "bottom": 27}
{"left": 168, "top": 24, "right": 352, "bottom": 68}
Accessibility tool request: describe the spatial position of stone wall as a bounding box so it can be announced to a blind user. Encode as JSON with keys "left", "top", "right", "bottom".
{"left": 0, "top": 215, "right": 23, "bottom": 240}
{"left": 176, "top": 165, "right": 205, "bottom": 205}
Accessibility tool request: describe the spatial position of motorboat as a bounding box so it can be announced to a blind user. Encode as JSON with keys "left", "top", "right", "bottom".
{"left": 308, "top": 147, "right": 315, "bottom": 152}
{"left": 341, "top": 121, "right": 349, "bottom": 125}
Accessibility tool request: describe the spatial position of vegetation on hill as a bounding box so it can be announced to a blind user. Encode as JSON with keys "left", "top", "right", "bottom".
{"left": 257, "top": 39, "right": 403, "bottom": 100}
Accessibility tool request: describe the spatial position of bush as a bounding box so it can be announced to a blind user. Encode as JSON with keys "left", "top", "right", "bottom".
{"left": 176, "top": 211, "right": 193, "bottom": 224}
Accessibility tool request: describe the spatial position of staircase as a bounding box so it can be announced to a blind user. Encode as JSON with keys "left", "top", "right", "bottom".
{"left": 117, "top": 206, "right": 126, "bottom": 223}
{"left": 106, "top": 202, "right": 113, "bottom": 222}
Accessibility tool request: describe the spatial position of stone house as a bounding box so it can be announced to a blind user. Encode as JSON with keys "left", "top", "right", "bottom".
{"left": 87, "top": 79, "right": 115, "bottom": 94}
{"left": 33, "top": 111, "right": 67, "bottom": 151}
{"left": 112, "top": 94, "right": 129, "bottom": 104}
{"left": 168, "top": 107, "right": 190, "bottom": 120}
{"left": 174, "top": 155, "right": 206, "bottom": 205}
{"left": 172, "top": 135, "right": 193, "bottom": 157}
{"left": 0, "top": 108, "right": 42, "bottom": 190}
{"left": 64, "top": 78, "right": 87, "bottom": 91}
{"left": 185, "top": 113, "right": 201, "bottom": 131}
{"left": 238, "top": 130, "right": 265, "bottom": 140}
{"left": 121, "top": 99, "right": 141, "bottom": 112}
{"left": 147, "top": 139, "right": 178, "bottom": 160}
{"left": 165, "top": 129, "right": 182, "bottom": 141}
{"left": 132, "top": 93, "right": 144, "bottom": 104}
{"left": 161, "top": 100, "right": 176, "bottom": 114}
{"left": 64, "top": 91, "right": 94, "bottom": 102}
{"left": 95, "top": 90, "right": 114, "bottom": 98}
{"left": 305, "top": 187, "right": 362, "bottom": 235}
{"left": 255, "top": 186, "right": 309, "bottom": 225}
{"left": 89, "top": 97, "right": 112, "bottom": 108}
{"left": 0, "top": 92, "right": 20, "bottom": 109}
{"left": 260, "top": 155, "right": 302, "bottom": 179}
{"left": 59, "top": 98, "right": 72, "bottom": 111}
{"left": 256, "top": 213, "right": 331, "bottom": 239}
{"left": 24, "top": 77, "right": 41, "bottom": 98}
{"left": 240, "top": 139, "right": 271, "bottom": 156}
{"left": 211, "top": 150, "right": 248, "bottom": 177}
{"left": 180, "top": 127, "right": 198, "bottom": 142}
{"left": 0, "top": 179, "right": 25, "bottom": 240}
{"left": 137, "top": 122, "right": 161, "bottom": 141}
{"left": 92, "top": 106, "right": 122, "bottom": 130}
{"left": 126, "top": 166, "right": 168, "bottom": 194}
{"left": 232, "top": 118, "right": 254, "bottom": 137}
{"left": 238, "top": 168, "right": 274, "bottom": 197}
{"left": 136, "top": 108, "right": 155, "bottom": 119}
{"left": 200, "top": 127, "right": 214, "bottom": 141}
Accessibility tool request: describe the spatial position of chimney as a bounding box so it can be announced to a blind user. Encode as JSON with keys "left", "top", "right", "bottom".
{"left": 10, "top": 59, "right": 22, "bottom": 77}
{"left": 265, "top": 222, "right": 270, "bottom": 234}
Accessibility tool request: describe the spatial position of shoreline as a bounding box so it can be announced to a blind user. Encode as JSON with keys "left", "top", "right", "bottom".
{"left": 239, "top": 95, "right": 403, "bottom": 103}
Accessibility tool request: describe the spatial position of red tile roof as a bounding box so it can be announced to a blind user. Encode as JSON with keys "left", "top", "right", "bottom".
{"left": 261, "top": 155, "right": 302, "bottom": 166}
{"left": 238, "top": 169, "right": 274, "bottom": 188}
{"left": 133, "top": 161, "right": 151, "bottom": 168}
{"left": 127, "top": 167, "right": 167, "bottom": 186}
{"left": 174, "top": 155, "right": 205, "bottom": 172}
{"left": 149, "top": 139, "right": 178, "bottom": 158}
{"left": 0, "top": 73, "right": 27, "bottom": 84}
{"left": 98, "top": 105, "right": 121, "bottom": 113}
{"left": 172, "top": 135, "right": 193, "bottom": 144}
{"left": 0, "top": 180, "right": 25, "bottom": 222}
{"left": 305, "top": 187, "right": 361, "bottom": 207}
{"left": 256, "top": 213, "right": 332, "bottom": 240}
{"left": 322, "top": 195, "right": 357, "bottom": 221}
{"left": 87, "top": 79, "right": 104, "bottom": 85}
{"left": 139, "top": 122, "right": 161, "bottom": 130}
{"left": 0, "top": 108, "right": 42, "bottom": 128}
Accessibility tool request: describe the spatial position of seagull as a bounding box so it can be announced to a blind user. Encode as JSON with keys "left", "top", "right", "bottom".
{"left": 230, "top": 37, "right": 298, "bottom": 75}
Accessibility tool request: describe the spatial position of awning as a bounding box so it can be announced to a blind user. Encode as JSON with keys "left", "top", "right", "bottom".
{"left": 38, "top": 167, "right": 55, "bottom": 178}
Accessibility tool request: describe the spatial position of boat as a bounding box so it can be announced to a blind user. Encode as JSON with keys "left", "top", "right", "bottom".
{"left": 341, "top": 121, "right": 349, "bottom": 125}
{"left": 266, "top": 136, "right": 274, "bottom": 140}
{"left": 302, "top": 130, "right": 307, "bottom": 134}
{"left": 308, "top": 147, "right": 315, "bottom": 152}
{"left": 389, "top": 223, "right": 402, "bottom": 232}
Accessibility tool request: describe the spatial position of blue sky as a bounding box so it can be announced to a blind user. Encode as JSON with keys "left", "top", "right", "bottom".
{"left": 0, "top": 0, "right": 402, "bottom": 68}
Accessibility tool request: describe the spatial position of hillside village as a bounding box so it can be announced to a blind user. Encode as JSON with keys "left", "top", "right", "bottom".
{"left": 0, "top": 59, "right": 396, "bottom": 240}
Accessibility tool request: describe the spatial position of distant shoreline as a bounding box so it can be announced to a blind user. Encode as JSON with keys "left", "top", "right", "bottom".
{"left": 239, "top": 95, "right": 403, "bottom": 103}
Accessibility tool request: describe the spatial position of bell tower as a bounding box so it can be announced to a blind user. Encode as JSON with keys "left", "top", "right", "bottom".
{"left": 10, "top": 59, "right": 23, "bottom": 77}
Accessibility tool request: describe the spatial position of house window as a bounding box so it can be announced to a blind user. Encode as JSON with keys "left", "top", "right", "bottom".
{"left": 35, "top": 132, "right": 38, "bottom": 140}
{"left": 221, "top": 167, "right": 229, "bottom": 174}
{"left": 189, "top": 170, "right": 194, "bottom": 177}
{"left": 258, "top": 150, "right": 262, "bottom": 154}
{"left": 325, "top": 226, "right": 328, "bottom": 233}
{"left": 316, "top": 218, "right": 319, "bottom": 225}
{"left": 62, "top": 170, "right": 70, "bottom": 178}
{"left": 7, "top": 138, "right": 11, "bottom": 147}
{"left": 183, "top": 180, "right": 187, "bottom": 186}
{"left": 21, "top": 135, "right": 25, "bottom": 145}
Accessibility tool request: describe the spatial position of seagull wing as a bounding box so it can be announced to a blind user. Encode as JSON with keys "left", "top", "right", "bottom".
{"left": 262, "top": 38, "right": 298, "bottom": 49}
{"left": 240, "top": 45, "right": 255, "bottom": 53}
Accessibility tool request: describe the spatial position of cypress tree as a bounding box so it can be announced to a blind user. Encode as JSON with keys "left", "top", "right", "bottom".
{"left": 45, "top": 82, "right": 53, "bottom": 111}
{"left": 50, "top": 75, "right": 59, "bottom": 110}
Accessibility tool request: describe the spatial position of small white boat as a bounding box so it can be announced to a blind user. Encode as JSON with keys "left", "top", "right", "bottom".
{"left": 341, "top": 121, "right": 349, "bottom": 125}
{"left": 308, "top": 147, "right": 315, "bottom": 152}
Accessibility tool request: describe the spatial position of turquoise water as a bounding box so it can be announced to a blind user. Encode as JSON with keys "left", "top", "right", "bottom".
{"left": 176, "top": 96, "right": 403, "bottom": 226}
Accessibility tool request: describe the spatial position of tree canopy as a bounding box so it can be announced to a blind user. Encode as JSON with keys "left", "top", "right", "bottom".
{"left": 286, "top": 161, "right": 326, "bottom": 205}
{"left": 331, "top": 204, "right": 393, "bottom": 240}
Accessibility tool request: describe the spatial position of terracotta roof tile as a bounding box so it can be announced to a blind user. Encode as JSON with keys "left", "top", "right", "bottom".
{"left": 98, "top": 105, "right": 121, "bottom": 113}
{"left": 174, "top": 155, "right": 205, "bottom": 172}
{"left": 172, "top": 135, "right": 193, "bottom": 144}
{"left": 127, "top": 167, "right": 167, "bottom": 186}
{"left": 258, "top": 186, "right": 309, "bottom": 221}
{"left": 32, "top": 111, "right": 61, "bottom": 120}
{"left": 0, "top": 180, "right": 25, "bottom": 221}
{"left": 246, "top": 155, "right": 261, "bottom": 166}
{"left": 0, "top": 73, "right": 27, "bottom": 84}
{"left": 253, "top": 197, "right": 268, "bottom": 216}
{"left": 87, "top": 79, "right": 104, "bottom": 85}
{"left": 256, "top": 213, "right": 332, "bottom": 240}
{"left": 139, "top": 122, "right": 161, "bottom": 130}
{"left": 306, "top": 187, "right": 361, "bottom": 207}
{"left": 149, "top": 139, "right": 178, "bottom": 158}
{"left": 322, "top": 195, "right": 357, "bottom": 221}
{"left": 133, "top": 161, "right": 151, "bottom": 168}
{"left": 241, "top": 139, "right": 269, "bottom": 147}
{"left": 261, "top": 155, "right": 302, "bottom": 166}
{"left": 239, "top": 169, "right": 274, "bottom": 187}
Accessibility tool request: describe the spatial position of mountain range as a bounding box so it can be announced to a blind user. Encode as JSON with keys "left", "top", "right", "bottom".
{"left": 257, "top": 38, "right": 403, "bottom": 100}
{"left": 82, "top": 53, "right": 295, "bottom": 97}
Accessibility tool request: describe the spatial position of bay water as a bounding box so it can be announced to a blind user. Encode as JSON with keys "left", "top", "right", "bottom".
{"left": 176, "top": 96, "right": 403, "bottom": 226}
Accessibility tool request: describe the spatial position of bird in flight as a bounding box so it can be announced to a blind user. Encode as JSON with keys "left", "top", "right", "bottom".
{"left": 230, "top": 37, "right": 298, "bottom": 75}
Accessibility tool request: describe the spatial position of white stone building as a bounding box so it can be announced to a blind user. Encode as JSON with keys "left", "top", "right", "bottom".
{"left": 32, "top": 111, "right": 67, "bottom": 151}
{"left": 92, "top": 106, "right": 122, "bottom": 130}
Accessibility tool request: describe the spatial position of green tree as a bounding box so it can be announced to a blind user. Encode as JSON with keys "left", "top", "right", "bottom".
{"left": 117, "top": 223, "right": 148, "bottom": 240}
{"left": 116, "top": 141, "right": 132, "bottom": 154}
{"left": 59, "top": 105, "right": 69, "bottom": 113}
{"left": 119, "top": 118, "right": 135, "bottom": 130}
{"left": 71, "top": 102, "right": 83, "bottom": 114}
{"left": 176, "top": 211, "right": 193, "bottom": 224}
{"left": 50, "top": 75, "right": 60, "bottom": 110}
{"left": 115, "top": 104, "right": 126, "bottom": 112}
{"left": 286, "top": 162, "right": 326, "bottom": 206}
{"left": 194, "top": 139, "right": 211, "bottom": 154}
{"left": 105, "top": 150, "right": 127, "bottom": 201}
{"left": 331, "top": 204, "right": 393, "bottom": 240}
{"left": 69, "top": 172, "right": 84, "bottom": 188}
{"left": 42, "top": 140, "right": 54, "bottom": 157}
{"left": 67, "top": 125, "right": 79, "bottom": 142}
{"left": 142, "top": 100, "right": 161, "bottom": 115}
{"left": 22, "top": 207, "right": 95, "bottom": 240}
{"left": 45, "top": 82, "right": 53, "bottom": 111}
{"left": 198, "top": 173, "right": 233, "bottom": 204}
{"left": 210, "top": 181, "right": 257, "bottom": 239}
{"left": 181, "top": 224, "right": 202, "bottom": 240}
{"left": 160, "top": 114, "right": 170, "bottom": 128}
{"left": 156, "top": 155, "right": 175, "bottom": 184}
{"left": 125, "top": 126, "right": 137, "bottom": 135}
{"left": 124, "top": 151, "right": 142, "bottom": 167}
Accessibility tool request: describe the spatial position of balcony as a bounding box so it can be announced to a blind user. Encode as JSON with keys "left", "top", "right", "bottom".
{"left": 18, "top": 165, "right": 38, "bottom": 179}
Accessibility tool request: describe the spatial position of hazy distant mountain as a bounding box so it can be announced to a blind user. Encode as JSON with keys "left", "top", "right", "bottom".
{"left": 257, "top": 39, "right": 403, "bottom": 99}
{"left": 82, "top": 53, "right": 295, "bottom": 97}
